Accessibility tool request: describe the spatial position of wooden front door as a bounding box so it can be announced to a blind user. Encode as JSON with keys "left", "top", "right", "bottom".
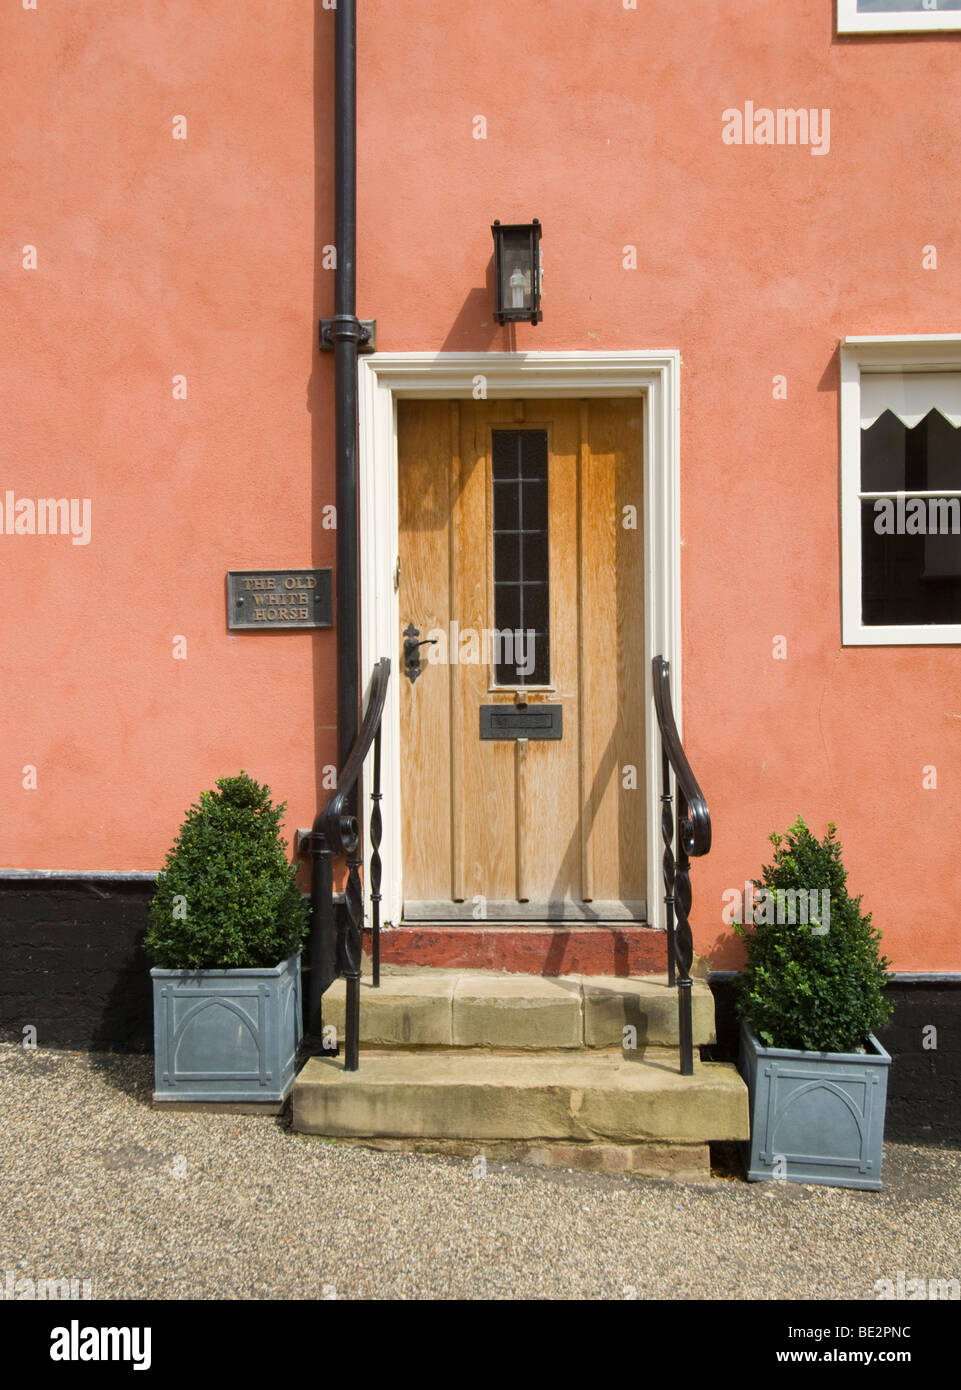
{"left": 398, "top": 398, "right": 646, "bottom": 922}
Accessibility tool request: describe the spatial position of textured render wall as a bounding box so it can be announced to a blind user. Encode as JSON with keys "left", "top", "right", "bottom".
{"left": 1, "top": 3, "right": 337, "bottom": 873}
{"left": 2, "top": 2, "right": 960, "bottom": 972}
{"left": 357, "top": 0, "right": 961, "bottom": 971}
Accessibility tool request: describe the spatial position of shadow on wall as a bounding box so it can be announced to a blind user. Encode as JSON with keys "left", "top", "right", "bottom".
{"left": 439, "top": 261, "right": 504, "bottom": 353}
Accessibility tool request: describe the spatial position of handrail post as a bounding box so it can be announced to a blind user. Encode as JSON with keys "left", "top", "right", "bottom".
{"left": 370, "top": 721, "right": 383, "bottom": 988}
{"left": 344, "top": 975, "right": 361, "bottom": 1072}
{"left": 339, "top": 845, "right": 364, "bottom": 1072}
{"left": 675, "top": 794, "right": 695, "bottom": 1077}
{"left": 652, "top": 655, "right": 708, "bottom": 1077}
{"left": 307, "top": 658, "right": 391, "bottom": 1071}
{"left": 660, "top": 743, "right": 676, "bottom": 989}
{"left": 307, "top": 829, "right": 335, "bottom": 1044}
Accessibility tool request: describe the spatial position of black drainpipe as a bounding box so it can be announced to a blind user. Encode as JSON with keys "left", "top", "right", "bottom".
{"left": 309, "top": 0, "right": 375, "bottom": 1045}
{"left": 330, "top": 0, "right": 361, "bottom": 771}
{"left": 324, "top": 0, "right": 376, "bottom": 763}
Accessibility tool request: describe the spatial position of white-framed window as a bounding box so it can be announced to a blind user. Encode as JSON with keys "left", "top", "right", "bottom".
{"left": 838, "top": 0, "right": 961, "bottom": 34}
{"left": 841, "top": 337, "right": 961, "bottom": 646}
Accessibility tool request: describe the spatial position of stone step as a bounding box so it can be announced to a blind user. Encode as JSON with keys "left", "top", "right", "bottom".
{"left": 321, "top": 970, "right": 716, "bottom": 1050}
{"left": 292, "top": 1048, "right": 749, "bottom": 1147}
{"left": 366, "top": 923, "right": 666, "bottom": 975}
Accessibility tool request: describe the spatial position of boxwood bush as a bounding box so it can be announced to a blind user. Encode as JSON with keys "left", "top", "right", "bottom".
{"left": 144, "top": 771, "right": 309, "bottom": 970}
{"left": 734, "top": 815, "right": 893, "bottom": 1053}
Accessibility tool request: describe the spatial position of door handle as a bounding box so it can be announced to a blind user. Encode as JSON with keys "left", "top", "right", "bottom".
{"left": 403, "top": 622, "right": 438, "bottom": 684}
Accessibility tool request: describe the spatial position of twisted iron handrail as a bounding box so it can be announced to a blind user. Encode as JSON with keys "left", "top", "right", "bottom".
{"left": 306, "top": 657, "right": 390, "bottom": 1071}
{"left": 652, "top": 656, "right": 711, "bottom": 1076}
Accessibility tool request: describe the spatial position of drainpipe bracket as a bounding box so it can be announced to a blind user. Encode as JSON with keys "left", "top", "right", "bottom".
{"left": 296, "top": 827, "right": 329, "bottom": 857}
{"left": 319, "top": 317, "right": 377, "bottom": 353}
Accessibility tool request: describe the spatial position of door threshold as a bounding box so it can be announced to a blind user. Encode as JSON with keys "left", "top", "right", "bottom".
{"left": 403, "top": 900, "right": 647, "bottom": 924}
{"left": 370, "top": 920, "right": 665, "bottom": 975}
{"left": 396, "top": 920, "right": 655, "bottom": 932}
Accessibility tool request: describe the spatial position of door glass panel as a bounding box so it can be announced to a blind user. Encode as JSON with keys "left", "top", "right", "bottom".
{"left": 491, "top": 429, "right": 550, "bottom": 685}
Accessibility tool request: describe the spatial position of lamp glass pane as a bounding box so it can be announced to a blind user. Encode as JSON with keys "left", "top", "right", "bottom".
{"left": 499, "top": 230, "right": 533, "bottom": 314}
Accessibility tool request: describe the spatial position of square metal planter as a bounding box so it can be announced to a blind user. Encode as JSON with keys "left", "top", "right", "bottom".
{"left": 151, "top": 953, "right": 303, "bottom": 1103}
{"left": 737, "top": 1021, "right": 891, "bottom": 1190}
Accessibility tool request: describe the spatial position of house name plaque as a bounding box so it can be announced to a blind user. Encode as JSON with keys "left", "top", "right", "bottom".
{"left": 226, "top": 569, "right": 332, "bottom": 630}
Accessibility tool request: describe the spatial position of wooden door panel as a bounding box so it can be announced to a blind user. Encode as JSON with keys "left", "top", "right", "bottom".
{"left": 399, "top": 397, "right": 646, "bottom": 921}
{"left": 515, "top": 401, "right": 580, "bottom": 905}
{"left": 579, "top": 399, "right": 646, "bottom": 909}
{"left": 456, "top": 400, "right": 514, "bottom": 903}
{"left": 397, "top": 401, "right": 453, "bottom": 903}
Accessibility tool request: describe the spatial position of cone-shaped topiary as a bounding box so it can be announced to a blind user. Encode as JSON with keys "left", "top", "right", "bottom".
{"left": 734, "top": 815, "right": 893, "bottom": 1053}
{"left": 144, "top": 771, "right": 309, "bottom": 970}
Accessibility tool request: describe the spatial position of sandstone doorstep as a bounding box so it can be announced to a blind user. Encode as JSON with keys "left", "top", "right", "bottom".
{"left": 320, "top": 970, "right": 716, "bottom": 1050}
{"left": 292, "top": 1049, "right": 750, "bottom": 1146}
{"left": 331, "top": 1135, "right": 713, "bottom": 1181}
{"left": 452, "top": 973, "right": 582, "bottom": 1049}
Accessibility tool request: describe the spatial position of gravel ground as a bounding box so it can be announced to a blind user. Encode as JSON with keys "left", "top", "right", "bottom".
{"left": 0, "top": 1042, "right": 958, "bottom": 1301}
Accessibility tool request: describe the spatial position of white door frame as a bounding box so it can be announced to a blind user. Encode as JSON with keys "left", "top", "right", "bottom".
{"left": 356, "top": 350, "right": 682, "bottom": 931}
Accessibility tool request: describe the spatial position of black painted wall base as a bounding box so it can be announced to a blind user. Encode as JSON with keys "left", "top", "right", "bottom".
{"left": 707, "top": 972, "right": 961, "bottom": 1146}
{"left": 1, "top": 881, "right": 959, "bottom": 1144}
{"left": 0, "top": 880, "right": 154, "bottom": 1052}
{"left": 0, "top": 878, "right": 320, "bottom": 1055}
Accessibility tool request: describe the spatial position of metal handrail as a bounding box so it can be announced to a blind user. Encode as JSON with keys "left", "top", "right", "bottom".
{"left": 652, "top": 655, "right": 711, "bottom": 1076}
{"left": 652, "top": 657, "right": 711, "bottom": 858}
{"left": 317, "top": 657, "right": 391, "bottom": 854}
{"left": 306, "top": 657, "right": 391, "bottom": 1071}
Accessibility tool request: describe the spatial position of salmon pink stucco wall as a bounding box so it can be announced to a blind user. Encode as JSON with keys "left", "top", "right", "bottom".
{"left": 3, "top": 1, "right": 961, "bottom": 970}
{"left": 2, "top": 3, "right": 338, "bottom": 878}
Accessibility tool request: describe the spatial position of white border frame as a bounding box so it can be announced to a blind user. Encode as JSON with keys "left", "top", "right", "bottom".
{"left": 838, "top": 0, "right": 961, "bottom": 32}
{"left": 841, "top": 334, "right": 961, "bottom": 646}
{"left": 356, "top": 350, "right": 682, "bottom": 927}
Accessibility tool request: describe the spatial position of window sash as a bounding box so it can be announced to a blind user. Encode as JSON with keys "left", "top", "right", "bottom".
{"left": 841, "top": 339, "right": 961, "bottom": 645}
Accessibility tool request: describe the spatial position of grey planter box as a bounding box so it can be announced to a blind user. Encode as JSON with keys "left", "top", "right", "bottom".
{"left": 737, "top": 1022, "right": 891, "bottom": 1190}
{"left": 151, "top": 953, "right": 302, "bottom": 1103}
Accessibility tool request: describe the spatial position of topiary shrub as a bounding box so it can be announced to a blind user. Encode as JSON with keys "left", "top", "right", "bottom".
{"left": 734, "top": 815, "right": 893, "bottom": 1053}
{"left": 144, "top": 771, "right": 309, "bottom": 970}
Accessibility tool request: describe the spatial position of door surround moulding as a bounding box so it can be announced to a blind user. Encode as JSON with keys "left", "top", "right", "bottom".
{"left": 356, "top": 350, "right": 682, "bottom": 929}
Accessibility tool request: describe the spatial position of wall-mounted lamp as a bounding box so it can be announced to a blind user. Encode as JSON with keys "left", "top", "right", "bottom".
{"left": 491, "top": 219, "right": 542, "bottom": 325}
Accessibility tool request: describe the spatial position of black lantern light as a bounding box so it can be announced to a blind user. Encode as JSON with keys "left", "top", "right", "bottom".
{"left": 491, "top": 219, "right": 542, "bottom": 325}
